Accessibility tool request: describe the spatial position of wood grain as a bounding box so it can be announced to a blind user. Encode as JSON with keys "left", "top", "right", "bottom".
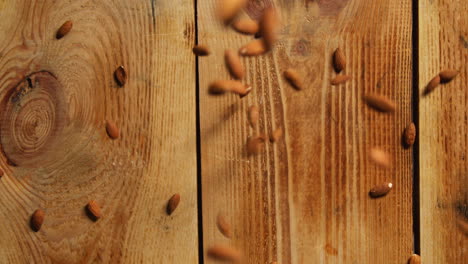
{"left": 198, "top": 0, "right": 414, "bottom": 263}
{"left": 0, "top": 0, "right": 198, "bottom": 263}
{"left": 419, "top": 0, "right": 468, "bottom": 263}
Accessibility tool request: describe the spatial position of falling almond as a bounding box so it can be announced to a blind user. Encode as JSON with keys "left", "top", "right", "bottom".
{"left": 193, "top": 45, "right": 210, "bottom": 56}
{"left": 86, "top": 200, "right": 102, "bottom": 221}
{"left": 363, "top": 94, "right": 396, "bottom": 113}
{"left": 56, "top": 20, "right": 73, "bottom": 39}
{"left": 331, "top": 75, "right": 352, "bottom": 85}
{"left": 439, "top": 69, "right": 459, "bottom": 83}
{"left": 30, "top": 209, "right": 45, "bottom": 232}
{"left": 248, "top": 106, "right": 259, "bottom": 128}
{"left": 207, "top": 245, "right": 242, "bottom": 262}
{"left": 217, "top": 0, "right": 248, "bottom": 25}
{"left": 369, "top": 148, "right": 391, "bottom": 168}
{"left": 270, "top": 127, "right": 283, "bottom": 142}
{"left": 284, "top": 69, "right": 303, "bottom": 90}
{"left": 424, "top": 75, "right": 441, "bottom": 95}
{"left": 333, "top": 48, "right": 346, "bottom": 73}
{"left": 232, "top": 18, "right": 259, "bottom": 35}
{"left": 369, "top": 182, "right": 393, "bottom": 198}
{"left": 239, "top": 39, "right": 267, "bottom": 56}
{"left": 208, "top": 80, "right": 250, "bottom": 96}
{"left": 247, "top": 135, "right": 266, "bottom": 155}
{"left": 259, "top": 7, "right": 280, "bottom": 50}
{"left": 404, "top": 122, "right": 416, "bottom": 147}
{"left": 408, "top": 254, "right": 421, "bottom": 264}
{"left": 106, "top": 120, "right": 120, "bottom": 139}
{"left": 167, "top": 193, "right": 181, "bottom": 215}
{"left": 225, "top": 49, "right": 244, "bottom": 79}
{"left": 216, "top": 213, "right": 232, "bottom": 238}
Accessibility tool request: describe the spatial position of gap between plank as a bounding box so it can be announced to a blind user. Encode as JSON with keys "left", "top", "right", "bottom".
{"left": 411, "top": 0, "right": 421, "bottom": 255}
{"left": 194, "top": 0, "right": 205, "bottom": 263}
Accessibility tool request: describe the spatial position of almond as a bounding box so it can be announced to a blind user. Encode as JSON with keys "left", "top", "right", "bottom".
{"left": 114, "top": 66, "right": 127, "bottom": 87}
{"left": 86, "top": 200, "right": 102, "bottom": 221}
{"left": 167, "top": 193, "right": 180, "bottom": 215}
{"left": 217, "top": 0, "right": 248, "bottom": 25}
{"left": 284, "top": 69, "right": 303, "bottom": 90}
{"left": 106, "top": 120, "right": 120, "bottom": 139}
{"left": 369, "top": 147, "right": 391, "bottom": 168}
{"left": 232, "top": 18, "right": 259, "bottom": 35}
{"left": 0, "top": 169, "right": 4, "bottom": 178}
{"left": 248, "top": 106, "right": 259, "bottom": 128}
{"left": 239, "top": 86, "right": 252, "bottom": 98}
{"left": 270, "top": 127, "right": 283, "bottom": 142}
{"left": 30, "top": 209, "right": 45, "bottom": 232}
{"left": 208, "top": 80, "right": 250, "bottom": 96}
{"left": 239, "top": 39, "right": 267, "bottom": 56}
{"left": 424, "top": 75, "right": 441, "bottom": 95}
{"left": 331, "top": 75, "right": 352, "bottom": 85}
{"left": 259, "top": 7, "right": 280, "bottom": 50}
{"left": 404, "top": 122, "right": 416, "bottom": 147}
{"left": 369, "top": 182, "right": 393, "bottom": 198}
{"left": 225, "top": 49, "right": 244, "bottom": 79}
{"left": 408, "top": 254, "right": 421, "bottom": 264}
{"left": 193, "top": 45, "right": 210, "bottom": 56}
{"left": 363, "top": 93, "right": 396, "bottom": 112}
{"left": 217, "top": 213, "right": 232, "bottom": 238}
{"left": 56, "top": 21, "right": 73, "bottom": 39}
{"left": 333, "top": 48, "right": 346, "bottom": 73}
{"left": 247, "top": 135, "right": 266, "bottom": 155}
{"left": 207, "top": 245, "right": 242, "bottom": 262}
{"left": 439, "top": 69, "right": 459, "bottom": 83}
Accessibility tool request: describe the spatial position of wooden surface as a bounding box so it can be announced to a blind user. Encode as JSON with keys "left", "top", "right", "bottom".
{"left": 0, "top": 0, "right": 198, "bottom": 263}
{"left": 199, "top": 0, "right": 414, "bottom": 263}
{"left": 419, "top": 0, "right": 468, "bottom": 263}
{"left": 0, "top": 0, "right": 467, "bottom": 263}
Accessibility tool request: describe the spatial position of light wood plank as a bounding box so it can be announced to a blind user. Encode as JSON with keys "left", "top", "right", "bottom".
{"left": 419, "top": 0, "right": 468, "bottom": 263}
{"left": 199, "top": 0, "right": 414, "bottom": 263}
{"left": 0, "top": 0, "right": 198, "bottom": 263}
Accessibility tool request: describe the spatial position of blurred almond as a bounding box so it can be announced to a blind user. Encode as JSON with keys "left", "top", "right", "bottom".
{"left": 284, "top": 69, "right": 303, "bottom": 90}
{"left": 217, "top": 0, "right": 247, "bottom": 25}
{"left": 86, "top": 200, "right": 102, "bottom": 221}
{"left": 408, "top": 254, "right": 421, "bottom": 264}
{"left": 270, "top": 127, "right": 283, "bottom": 142}
{"left": 404, "top": 123, "right": 416, "bottom": 147}
{"left": 207, "top": 245, "right": 242, "bottom": 262}
{"left": 225, "top": 49, "right": 244, "bottom": 79}
{"left": 56, "top": 20, "right": 73, "bottom": 39}
{"left": 331, "top": 75, "right": 352, "bottom": 85}
{"left": 239, "top": 39, "right": 267, "bottom": 56}
{"left": 333, "top": 48, "right": 346, "bottom": 73}
{"left": 439, "top": 69, "right": 458, "bottom": 83}
{"left": 363, "top": 93, "right": 396, "bottom": 112}
{"left": 208, "top": 80, "right": 250, "bottom": 96}
{"left": 106, "top": 120, "right": 120, "bottom": 139}
{"left": 248, "top": 106, "right": 259, "bottom": 128}
{"left": 259, "top": 7, "right": 280, "bottom": 50}
{"left": 369, "top": 147, "right": 391, "bottom": 168}
{"left": 424, "top": 75, "right": 441, "bottom": 95}
{"left": 217, "top": 213, "right": 232, "bottom": 238}
{"left": 193, "top": 45, "right": 210, "bottom": 56}
{"left": 167, "top": 193, "right": 181, "bottom": 215}
{"left": 247, "top": 135, "right": 266, "bottom": 155}
{"left": 232, "top": 18, "right": 259, "bottom": 35}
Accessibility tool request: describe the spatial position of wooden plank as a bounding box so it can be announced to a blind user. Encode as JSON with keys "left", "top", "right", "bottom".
{"left": 0, "top": 0, "right": 198, "bottom": 263}
{"left": 419, "top": 0, "right": 468, "bottom": 263}
{"left": 199, "top": 0, "right": 414, "bottom": 263}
